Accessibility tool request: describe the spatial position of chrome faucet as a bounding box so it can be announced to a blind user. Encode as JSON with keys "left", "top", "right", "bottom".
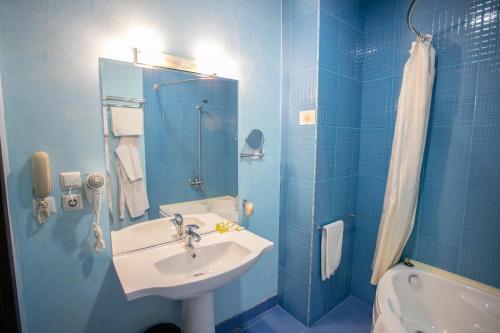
{"left": 170, "top": 213, "right": 184, "bottom": 237}
{"left": 184, "top": 224, "right": 201, "bottom": 248}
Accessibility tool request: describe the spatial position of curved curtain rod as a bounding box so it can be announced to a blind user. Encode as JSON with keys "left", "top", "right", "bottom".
{"left": 407, "top": 0, "right": 431, "bottom": 40}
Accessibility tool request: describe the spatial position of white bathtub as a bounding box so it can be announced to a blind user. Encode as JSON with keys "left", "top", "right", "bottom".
{"left": 374, "top": 260, "right": 500, "bottom": 333}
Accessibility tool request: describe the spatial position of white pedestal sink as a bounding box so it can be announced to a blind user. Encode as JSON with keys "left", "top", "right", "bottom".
{"left": 113, "top": 229, "right": 273, "bottom": 333}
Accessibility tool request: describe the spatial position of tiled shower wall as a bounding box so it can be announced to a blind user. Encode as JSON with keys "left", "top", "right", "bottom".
{"left": 352, "top": 0, "right": 500, "bottom": 305}
{"left": 143, "top": 69, "right": 238, "bottom": 219}
{"left": 279, "top": 0, "right": 362, "bottom": 326}
{"left": 279, "top": 0, "right": 319, "bottom": 325}
{"left": 309, "top": 0, "right": 363, "bottom": 324}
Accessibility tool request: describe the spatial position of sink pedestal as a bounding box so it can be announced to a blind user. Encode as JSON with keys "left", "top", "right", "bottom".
{"left": 182, "top": 292, "right": 214, "bottom": 333}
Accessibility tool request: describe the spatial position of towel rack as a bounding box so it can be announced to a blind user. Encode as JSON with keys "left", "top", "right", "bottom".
{"left": 102, "top": 95, "right": 145, "bottom": 108}
{"left": 316, "top": 213, "right": 356, "bottom": 232}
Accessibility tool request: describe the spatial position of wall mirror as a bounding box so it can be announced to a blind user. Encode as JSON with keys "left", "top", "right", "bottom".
{"left": 240, "top": 129, "right": 264, "bottom": 159}
{"left": 99, "top": 58, "right": 238, "bottom": 255}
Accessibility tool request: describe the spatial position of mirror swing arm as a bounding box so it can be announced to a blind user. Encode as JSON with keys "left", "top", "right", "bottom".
{"left": 240, "top": 129, "right": 265, "bottom": 159}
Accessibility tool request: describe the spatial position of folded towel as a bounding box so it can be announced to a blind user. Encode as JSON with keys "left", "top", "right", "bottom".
{"left": 111, "top": 106, "right": 143, "bottom": 136}
{"left": 321, "top": 220, "right": 344, "bottom": 281}
{"left": 373, "top": 312, "right": 407, "bottom": 333}
{"left": 115, "top": 137, "right": 143, "bottom": 181}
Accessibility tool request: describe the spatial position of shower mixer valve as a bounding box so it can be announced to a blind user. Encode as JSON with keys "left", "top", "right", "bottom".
{"left": 188, "top": 176, "right": 205, "bottom": 191}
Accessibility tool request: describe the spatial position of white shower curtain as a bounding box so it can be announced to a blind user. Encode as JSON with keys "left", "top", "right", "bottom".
{"left": 371, "top": 38, "right": 435, "bottom": 285}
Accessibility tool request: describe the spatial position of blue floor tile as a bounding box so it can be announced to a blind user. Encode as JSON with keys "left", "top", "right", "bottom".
{"left": 237, "top": 296, "right": 372, "bottom": 333}
{"left": 309, "top": 296, "right": 372, "bottom": 333}
{"left": 243, "top": 306, "right": 306, "bottom": 333}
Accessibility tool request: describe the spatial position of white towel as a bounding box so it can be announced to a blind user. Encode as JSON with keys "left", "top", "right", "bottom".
{"left": 115, "top": 137, "right": 143, "bottom": 181}
{"left": 373, "top": 312, "right": 407, "bottom": 333}
{"left": 321, "top": 220, "right": 344, "bottom": 281}
{"left": 111, "top": 107, "right": 143, "bottom": 136}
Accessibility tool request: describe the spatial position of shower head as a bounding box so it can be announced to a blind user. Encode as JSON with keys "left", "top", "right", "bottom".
{"left": 196, "top": 99, "right": 209, "bottom": 112}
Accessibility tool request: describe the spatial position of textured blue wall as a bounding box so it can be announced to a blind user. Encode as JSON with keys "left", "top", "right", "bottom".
{"left": 143, "top": 69, "right": 237, "bottom": 219}
{"left": 310, "top": 0, "right": 363, "bottom": 324}
{"left": 279, "top": 0, "right": 362, "bottom": 326}
{"left": 352, "top": 0, "right": 500, "bottom": 305}
{"left": 279, "top": 0, "right": 319, "bottom": 325}
{"left": 0, "top": 1, "right": 281, "bottom": 332}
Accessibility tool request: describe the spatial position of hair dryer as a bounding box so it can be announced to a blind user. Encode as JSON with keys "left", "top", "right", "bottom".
{"left": 85, "top": 172, "right": 106, "bottom": 252}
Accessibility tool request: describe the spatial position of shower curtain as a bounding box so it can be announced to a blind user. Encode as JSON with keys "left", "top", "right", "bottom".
{"left": 371, "top": 37, "right": 435, "bottom": 285}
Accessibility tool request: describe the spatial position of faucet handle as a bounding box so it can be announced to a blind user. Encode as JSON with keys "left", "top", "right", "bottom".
{"left": 170, "top": 213, "right": 183, "bottom": 225}
{"left": 185, "top": 224, "right": 199, "bottom": 232}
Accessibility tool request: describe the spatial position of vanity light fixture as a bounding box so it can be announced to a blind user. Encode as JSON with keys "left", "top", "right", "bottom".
{"left": 133, "top": 48, "right": 216, "bottom": 75}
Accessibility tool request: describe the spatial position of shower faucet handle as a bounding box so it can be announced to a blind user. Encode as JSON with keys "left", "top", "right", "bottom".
{"left": 170, "top": 213, "right": 184, "bottom": 237}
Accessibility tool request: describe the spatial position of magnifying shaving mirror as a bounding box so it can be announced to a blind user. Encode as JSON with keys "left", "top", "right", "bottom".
{"left": 240, "top": 129, "right": 264, "bottom": 159}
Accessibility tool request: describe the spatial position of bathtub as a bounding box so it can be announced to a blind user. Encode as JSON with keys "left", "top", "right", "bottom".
{"left": 374, "top": 260, "right": 500, "bottom": 333}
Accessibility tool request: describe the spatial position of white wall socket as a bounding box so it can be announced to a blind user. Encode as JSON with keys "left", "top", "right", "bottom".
{"left": 62, "top": 194, "right": 83, "bottom": 211}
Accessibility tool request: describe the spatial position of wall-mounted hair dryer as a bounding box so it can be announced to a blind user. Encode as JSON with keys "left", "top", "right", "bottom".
{"left": 85, "top": 172, "right": 106, "bottom": 252}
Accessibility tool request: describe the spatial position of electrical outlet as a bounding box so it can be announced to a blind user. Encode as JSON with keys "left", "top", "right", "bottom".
{"left": 62, "top": 194, "right": 83, "bottom": 211}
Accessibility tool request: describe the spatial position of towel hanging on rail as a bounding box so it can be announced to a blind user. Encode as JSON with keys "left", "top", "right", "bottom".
{"left": 115, "top": 137, "right": 149, "bottom": 219}
{"left": 321, "top": 220, "right": 344, "bottom": 281}
{"left": 111, "top": 106, "right": 144, "bottom": 136}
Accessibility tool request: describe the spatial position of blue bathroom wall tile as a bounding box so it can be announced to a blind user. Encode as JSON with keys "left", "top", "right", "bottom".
{"left": 462, "top": 187, "right": 500, "bottom": 255}
{"left": 309, "top": 280, "right": 330, "bottom": 324}
{"left": 336, "top": 77, "right": 357, "bottom": 127}
{"left": 402, "top": 226, "right": 419, "bottom": 259}
{"left": 356, "top": 175, "right": 386, "bottom": 222}
{"left": 338, "top": 22, "right": 363, "bottom": 79}
{"left": 429, "top": 63, "right": 477, "bottom": 127}
{"left": 474, "top": 58, "right": 500, "bottom": 126}
{"left": 352, "top": 219, "right": 378, "bottom": 266}
{"left": 350, "top": 262, "right": 376, "bottom": 305}
{"left": 291, "top": 11, "right": 319, "bottom": 73}
{"left": 458, "top": 247, "right": 500, "bottom": 288}
{"left": 316, "top": 125, "right": 336, "bottom": 180}
{"left": 358, "top": 128, "right": 392, "bottom": 178}
{"left": 417, "top": 182, "right": 466, "bottom": 245}
{"left": 362, "top": 24, "right": 397, "bottom": 81}
{"left": 321, "top": 0, "right": 363, "bottom": 31}
{"left": 415, "top": 235, "right": 460, "bottom": 273}
{"left": 334, "top": 128, "right": 354, "bottom": 178}
{"left": 281, "top": 271, "right": 310, "bottom": 325}
{"left": 349, "top": 175, "right": 359, "bottom": 213}
{"left": 421, "top": 125, "right": 472, "bottom": 187}
{"left": 351, "top": 129, "right": 360, "bottom": 174}
{"left": 327, "top": 267, "right": 351, "bottom": 310}
{"left": 361, "top": 77, "right": 395, "bottom": 129}
{"left": 318, "top": 69, "right": 338, "bottom": 124}
{"left": 285, "top": 177, "right": 314, "bottom": 230}
{"left": 332, "top": 176, "right": 351, "bottom": 220}
{"left": 288, "top": 0, "right": 318, "bottom": 20}
{"left": 283, "top": 23, "right": 292, "bottom": 78}
{"left": 314, "top": 179, "right": 335, "bottom": 223}
{"left": 319, "top": 12, "right": 340, "bottom": 73}
{"left": 290, "top": 69, "right": 318, "bottom": 110}
{"left": 467, "top": 125, "right": 500, "bottom": 192}
{"left": 362, "top": 0, "right": 396, "bottom": 33}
